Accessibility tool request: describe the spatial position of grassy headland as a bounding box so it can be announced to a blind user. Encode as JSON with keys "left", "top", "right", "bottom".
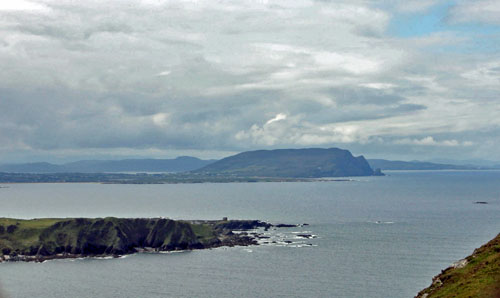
{"left": 416, "top": 233, "right": 500, "bottom": 298}
{"left": 0, "top": 217, "right": 271, "bottom": 262}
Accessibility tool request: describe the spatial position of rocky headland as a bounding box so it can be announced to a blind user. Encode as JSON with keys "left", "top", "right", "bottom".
{"left": 194, "top": 147, "right": 383, "bottom": 178}
{"left": 0, "top": 217, "right": 275, "bottom": 262}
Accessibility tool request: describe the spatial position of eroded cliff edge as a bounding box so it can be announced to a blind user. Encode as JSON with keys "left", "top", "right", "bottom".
{"left": 0, "top": 217, "right": 271, "bottom": 262}
{"left": 416, "top": 233, "right": 500, "bottom": 298}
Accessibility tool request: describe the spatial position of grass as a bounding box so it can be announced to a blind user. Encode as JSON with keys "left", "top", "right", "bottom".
{"left": 0, "top": 217, "right": 222, "bottom": 257}
{"left": 418, "top": 233, "right": 500, "bottom": 298}
{"left": 189, "top": 223, "right": 217, "bottom": 243}
{"left": 0, "top": 218, "right": 63, "bottom": 250}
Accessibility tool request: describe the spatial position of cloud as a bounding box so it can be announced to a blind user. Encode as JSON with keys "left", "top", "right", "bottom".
{"left": 394, "top": 136, "right": 473, "bottom": 147}
{"left": 395, "top": 0, "right": 440, "bottom": 13}
{"left": 0, "top": 0, "right": 50, "bottom": 12}
{"left": 448, "top": 0, "right": 500, "bottom": 25}
{"left": 156, "top": 70, "right": 171, "bottom": 77}
{"left": 265, "top": 113, "right": 287, "bottom": 125}
{"left": 0, "top": 0, "right": 499, "bottom": 161}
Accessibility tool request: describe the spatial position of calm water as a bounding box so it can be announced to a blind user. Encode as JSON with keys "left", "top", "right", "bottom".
{"left": 0, "top": 170, "right": 499, "bottom": 298}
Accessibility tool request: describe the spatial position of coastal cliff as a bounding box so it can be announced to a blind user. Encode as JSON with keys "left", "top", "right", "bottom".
{"left": 0, "top": 217, "right": 271, "bottom": 262}
{"left": 416, "top": 233, "right": 500, "bottom": 298}
{"left": 196, "top": 148, "right": 381, "bottom": 178}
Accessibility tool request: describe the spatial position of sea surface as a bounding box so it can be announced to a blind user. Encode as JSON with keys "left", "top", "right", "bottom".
{"left": 0, "top": 170, "right": 499, "bottom": 298}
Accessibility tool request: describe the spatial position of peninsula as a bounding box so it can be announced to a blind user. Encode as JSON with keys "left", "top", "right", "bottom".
{"left": 195, "top": 148, "right": 382, "bottom": 178}
{"left": 0, "top": 217, "right": 273, "bottom": 262}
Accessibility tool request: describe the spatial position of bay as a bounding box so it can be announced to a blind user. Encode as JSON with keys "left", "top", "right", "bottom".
{"left": 0, "top": 170, "right": 499, "bottom": 298}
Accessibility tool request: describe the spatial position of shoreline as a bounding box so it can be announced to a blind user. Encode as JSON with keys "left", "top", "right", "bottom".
{"left": 0, "top": 217, "right": 301, "bottom": 264}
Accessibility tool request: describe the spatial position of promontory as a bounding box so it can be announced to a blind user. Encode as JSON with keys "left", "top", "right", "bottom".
{"left": 0, "top": 217, "right": 271, "bottom": 262}
{"left": 416, "top": 233, "right": 500, "bottom": 298}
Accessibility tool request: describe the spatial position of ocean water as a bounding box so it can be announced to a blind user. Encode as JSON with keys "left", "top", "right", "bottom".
{"left": 0, "top": 170, "right": 499, "bottom": 298}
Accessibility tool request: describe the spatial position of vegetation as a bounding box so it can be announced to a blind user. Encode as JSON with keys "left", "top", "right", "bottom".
{"left": 0, "top": 218, "right": 269, "bottom": 261}
{"left": 0, "top": 172, "right": 315, "bottom": 183}
{"left": 416, "top": 233, "right": 500, "bottom": 298}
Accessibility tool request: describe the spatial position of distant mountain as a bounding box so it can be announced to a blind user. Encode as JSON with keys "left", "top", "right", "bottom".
{"left": 426, "top": 158, "right": 500, "bottom": 168}
{"left": 195, "top": 148, "right": 380, "bottom": 178}
{"left": 0, "top": 162, "right": 64, "bottom": 173}
{"left": 367, "top": 159, "right": 479, "bottom": 171}
{"left": 0, "top": 156, "right": 215, "bottom": 173}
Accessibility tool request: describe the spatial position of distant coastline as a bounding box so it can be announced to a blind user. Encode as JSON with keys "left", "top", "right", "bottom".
{"left": 0, "top": 172, "right": 363, "bottom": 184}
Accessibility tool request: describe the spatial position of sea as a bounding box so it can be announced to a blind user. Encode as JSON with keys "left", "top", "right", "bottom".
{"left": 0, "top": 170, "right": 499, "bottom": 298}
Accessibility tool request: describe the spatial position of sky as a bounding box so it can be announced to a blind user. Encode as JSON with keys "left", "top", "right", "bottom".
{"left": 0, "top": 0, "right": 499, "bottom": 163}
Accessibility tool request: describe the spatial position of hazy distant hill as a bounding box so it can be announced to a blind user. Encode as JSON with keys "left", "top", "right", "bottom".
{"left": 367, "top": 159, "right": 478, "bottom": 170}
{"left": 0, "top": 156, "right": 215, "bottom": 173}
{"left": 195, "top": 148, "right": 380, "bottom": 178}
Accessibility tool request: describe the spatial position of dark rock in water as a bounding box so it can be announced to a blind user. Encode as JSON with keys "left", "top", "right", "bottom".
{"left": 284, "top": 240, "right": 293, "bottom": 244}
{"left": 296, "top": 234, "right": 315, "bottom": 239}
{"left": 215, "top": 220, "right": 271, "bottom": 231}
{"left": 275, "top": 224, "right": 298, "bottom": 228}
{"left": 474, "top": 201, "right": 488, "bottom": 204}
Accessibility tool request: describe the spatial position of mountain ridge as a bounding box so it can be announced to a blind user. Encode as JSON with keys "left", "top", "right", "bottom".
{"left": 195, "top": 147, "right": 380, "bottom": 178}
{"left": 0, "top": 156, "right": 215, "bottom": 173}
{"left": 367, "top": 159, "right": 480, "bottom": 171}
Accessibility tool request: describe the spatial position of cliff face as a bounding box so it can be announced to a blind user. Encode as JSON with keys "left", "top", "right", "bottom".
{"left": 0, "top": 218, "right": 269, "bottom": 261}
{"left": 416, "top": 233, "right": 500, "bottom": 298}
{"left": 196, "top": 148, "right": 378, "bottom": 178}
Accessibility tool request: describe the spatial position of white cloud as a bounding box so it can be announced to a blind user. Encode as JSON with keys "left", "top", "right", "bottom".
{"left": 0, "top": 0, "right": 499, "bottom": 161}
{"left": 151, "top": 113, "right": 170, "bottom": 126}
{"left": 448, "top": 0, "right": 500, "bottom": 25}
{"left": 156, "top": 70, "right": 171, "bottom": 77}
{"left": 265, "top": 113, "right": 287, "bottom": 125}
{"left": 394, "top": 136, "right": 473, "bottom": 147}
{"left": 0, "top": 0, "right": 49, "bottom": 11}
{"left": 359, "top": 83, "right": 395, "bottom": 90}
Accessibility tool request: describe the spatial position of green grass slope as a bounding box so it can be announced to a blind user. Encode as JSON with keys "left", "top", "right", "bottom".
{"left": 0, "top": 218, "right": 207, "bottom": 258}
{"left": 0, "top": 218, "right": 269, "bottom": 261}
{"left": 416, "top": 233, "right": 500, "bottom": 298}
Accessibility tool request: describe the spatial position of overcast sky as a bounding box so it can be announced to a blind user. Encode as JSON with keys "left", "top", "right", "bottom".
{"left": 0, "top": 0, "right": 499, "bottom": 163}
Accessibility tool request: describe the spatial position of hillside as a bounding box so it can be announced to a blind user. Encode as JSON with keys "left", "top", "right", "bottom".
{"left": 416, "top": 233, "right": 500, "bottom": 298}
{"left": 0, "top": 217, "right": 270, "bottom": 262}
{"left": 0, "top": 156, "right": 215, "bottom": 173}
{"left": 195, "top": 148, "right": 380, "bottom": 178}
{"left": 367, "top": 159, "right": 476, "bottom": 171}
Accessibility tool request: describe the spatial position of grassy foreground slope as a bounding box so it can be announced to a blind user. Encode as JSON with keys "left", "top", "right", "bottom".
{"left": 416, "top": 233, "right": 500, "bottom": 298}
{"left": 0, "top": 217, "right": 268, "bottom": 261}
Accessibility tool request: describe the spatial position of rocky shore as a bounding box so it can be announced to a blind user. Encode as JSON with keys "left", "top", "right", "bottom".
{"left": 0, "top": 217, "right": 276, "bottom": 263}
